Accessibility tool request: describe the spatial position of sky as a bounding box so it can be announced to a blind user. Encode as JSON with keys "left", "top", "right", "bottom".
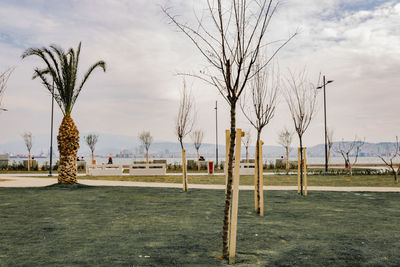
{"left": 0, "top": 0, "right": 399, "bottom": 153}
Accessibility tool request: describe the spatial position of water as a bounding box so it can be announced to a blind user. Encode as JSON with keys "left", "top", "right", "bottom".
{"left": 7, "top": 156, "right": 384, "bottom": 166}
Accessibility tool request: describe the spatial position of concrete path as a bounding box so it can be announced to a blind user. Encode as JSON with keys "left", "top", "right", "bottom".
{"left": 1, "top": 174, "right": 399, "bottom": 192}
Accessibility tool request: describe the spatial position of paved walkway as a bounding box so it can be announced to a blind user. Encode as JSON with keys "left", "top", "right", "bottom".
{"left": 0, "top": 174, "right": 399, "bottom": 192}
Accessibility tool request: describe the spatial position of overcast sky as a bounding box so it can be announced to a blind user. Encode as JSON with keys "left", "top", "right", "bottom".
{"left": 0, "top": 0, "right": 399, "bottom": 151}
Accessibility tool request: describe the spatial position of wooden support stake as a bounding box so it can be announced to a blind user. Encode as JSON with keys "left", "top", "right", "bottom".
{"left": 286, "top": 150, "right": 289, "bottom": 170}
{"left": 182, "top": 148, "right": 187, "bottom": 192}
{"left": 229, "top": 128, "right": 243, "bottom": 264}
{"left": 297, "top": 148, "right": 300, "bottom": 194}
{"left": 259, "top": 140, "right": 264, "bottom": 216}
{"left": 254, "top": 143, "right": 258, "bottom": 212}
{"left": 28, "top": 153, "right": 31, "bottom": 172}
{"left": 304, "top": 147, "right": 308, "bottom": 196}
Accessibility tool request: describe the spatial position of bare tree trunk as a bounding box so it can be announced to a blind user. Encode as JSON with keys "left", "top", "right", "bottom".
{"left": 246, "top": 148, "right": 249, "bottom": 163}
{"left": 91, "top": 152, "right": 95, "bottom": 164}
{"left": 197, "top": 149, "right": 200, "bottom": 171}
{"left": 327, "top": 150, "right": 331, "bottom": 167}
{"left": 286, "top": 148, "right": 289, "bottom": 170}
{"left": 255, "top": 131, "right": 261, "bottom": 214}
{"left": 299, "top": 137, "right": 303, "bottom": 196}
{"left": 222, "top": 103, "right": 236, "bottom": 259}
{"left": 28, "top": 153, "right": 31, "bottom": 171}
{"left": 394, "top": 171, "right": 398, "bottom": 184}
{"left": 146, "top": 151, "right": 149, "bottom": 164}
{"left": 349, "top": 161, "right": 353, "bottom": 176}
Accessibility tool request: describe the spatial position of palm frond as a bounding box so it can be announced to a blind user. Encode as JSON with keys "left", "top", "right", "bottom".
{"left": 73, "top": 60, "right": 106, "bottom": 108}
{"left": 22, "top": 42, "right": 106, "bottom": 115}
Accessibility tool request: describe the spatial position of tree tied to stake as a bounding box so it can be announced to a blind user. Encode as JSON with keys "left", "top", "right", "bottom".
{"left": 241, "top": 61, "right": 279, "bottom": 214}
{"left": 284, "top": 69, "right": 318, "bottom": 196}
{"left": 241, "top": 129, "right": 252, "bottom": 163}
{"left": 22, "top": 42, "right": 106, "bottom": 184}
{"left": 85, "top": 134, "right": 99, "bottom": 164}
{"left": 22, "top": 131, "right": 33, "bottom": 171}
{"left": 191, "top": 129, "right": 204, "bottom": 171}
{"left": 139, "top": 131, "right": 153, "bottom": 164}
{"left": 163, "top": 0, "right": 297, "bottom": 259}
{"left": 175, "top": 80, "right": 195, "bottom": 191}
{"left": 278, "top": 127, "right": 294, "bottom": 170}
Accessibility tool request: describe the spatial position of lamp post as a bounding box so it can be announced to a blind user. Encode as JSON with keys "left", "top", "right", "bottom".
{"left": 49, "top": 81, "right": 55, "bottom": 176}
{"left": 215, "top": 101, "right": 218, "bottom": 168}
{"left": 317, "top": 76, "right": 333, "bottom": 172}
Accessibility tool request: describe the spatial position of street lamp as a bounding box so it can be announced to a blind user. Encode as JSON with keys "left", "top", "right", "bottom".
{"left": 49, "top": 81, "right": 55, "bottom": 176}
{"left": 215, "top": 101, "right": 218, "bottom": 168}
{"left": 317, "top": 75, "right": 333, "bottom": 172}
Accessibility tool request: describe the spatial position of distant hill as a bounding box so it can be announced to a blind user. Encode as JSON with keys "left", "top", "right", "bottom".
{"left": 0, "top": 133, "right": 397, "bottom": 158}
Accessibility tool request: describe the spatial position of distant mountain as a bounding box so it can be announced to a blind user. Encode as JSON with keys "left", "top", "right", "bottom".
{"left": 0, "top": 132, "right": 397, "bottom": 158}
{"left": 0, "top": 133, "right": 140, "bottom": 156}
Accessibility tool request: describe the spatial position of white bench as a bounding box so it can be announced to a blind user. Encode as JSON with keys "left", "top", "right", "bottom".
{"left": 129, "top": 163, "right": 166, "bottom": 176}
{"left": 239, "top": 162, "right": 255, "bottom": 175}
{"left": 86, "top": 164, "right": 123, "bottom": 176}
{"left": 224, "top": 162, "right": 256, "bottom": 175}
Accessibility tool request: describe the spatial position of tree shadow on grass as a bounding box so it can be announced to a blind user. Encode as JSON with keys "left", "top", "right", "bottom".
{"left": 44, "top": 183, "right": 94, "bottom": 190}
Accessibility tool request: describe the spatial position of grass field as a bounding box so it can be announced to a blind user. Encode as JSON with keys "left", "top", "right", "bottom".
{"left": 0, "top": 186, "right": 399, "bottom": 266}
{"left": 77, "top": 174, "right": 400, "bottom": 187}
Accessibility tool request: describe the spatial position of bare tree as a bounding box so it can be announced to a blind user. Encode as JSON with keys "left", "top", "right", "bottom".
{"left": 284, "top": 70, "right": 318, "bottom": 195}
{"left": 327, "top": 128, "right": 334, "bottom": 165}
{"left": 85, "top": 134, "right": 99, "bottom": 164}
{"left": 335, "top": 136, "right": 365, "bottom": 176}
{"left": 241, "top": 62, "right": 278, "bottom": 214}
{"left": 139, "top": 131, "right": 153, "bottom": 164}
{"left": 377, "top": 137, "right": 399, "bottom": 184}
{"left": 22, "top": 132, "right": 33, "bottom": 171}
{"left": 163, "top": 0, "right": 296, "bottom": 259}
{"left": 191, "top": 129, "right": 204, "bottom": 171}
{"left": 278, "top": 127, "right": 294, "bottom": 170}
{"left": 241, "top": 129, "right": 252, "bottom": 163}
{"left": 176, "top": 80, "right": 195, "bottom": 191}
{"left": 0, "top": 68, "right": 13, "bottom": 112}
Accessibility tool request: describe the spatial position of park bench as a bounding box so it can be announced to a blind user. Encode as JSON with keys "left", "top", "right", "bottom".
{"left": 129, "top": 163, "right": 167, "bottom": 176}
{"left": 224, "top": 162, "right": 256, "bottom": 175}
{"left": 239, "top": 162, "right": 255, "bottom": 175}
{"left": 86, "top": 164, "right": 123, "bottom": 176}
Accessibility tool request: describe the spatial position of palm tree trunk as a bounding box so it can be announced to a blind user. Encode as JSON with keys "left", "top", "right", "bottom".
{"left": 222, "top": 103, "right": 237, "bottom": 259}
{"left": 57, "top": 115, "right": 79, "bottom": 184}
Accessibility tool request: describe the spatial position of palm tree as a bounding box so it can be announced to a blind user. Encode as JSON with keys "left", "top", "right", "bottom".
{"left": 22, "top": 42, "right": 106, "bottom": 184}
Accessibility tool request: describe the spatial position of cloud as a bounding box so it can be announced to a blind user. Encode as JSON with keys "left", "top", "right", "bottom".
{"left": 0, "top": 0, "right": 399, "bottom": 154}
